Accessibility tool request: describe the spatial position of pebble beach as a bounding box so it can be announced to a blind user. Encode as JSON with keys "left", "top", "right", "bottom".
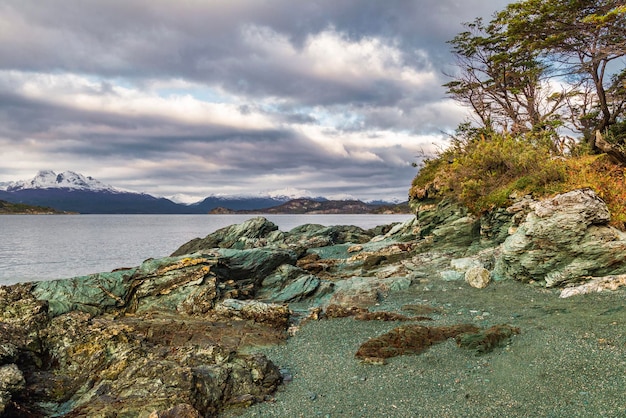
{"left": 228, "top": 280, "right": 626, "bottom": 417}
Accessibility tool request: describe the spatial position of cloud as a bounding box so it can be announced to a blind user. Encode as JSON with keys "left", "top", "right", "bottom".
{"left": 0, "top": 0, "right": 511, "bottom": 201}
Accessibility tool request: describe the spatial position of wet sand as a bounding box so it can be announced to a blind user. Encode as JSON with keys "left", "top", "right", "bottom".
{"left": 226, "top": 280, "right": 626, "bottom": 417}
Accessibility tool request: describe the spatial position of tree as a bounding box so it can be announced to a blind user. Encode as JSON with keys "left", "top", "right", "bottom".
{"left": 444, "top": 18, "right": 566, "bottom": 138}
{"left": 498, "top": 0, "right": 626, "bottom": 148}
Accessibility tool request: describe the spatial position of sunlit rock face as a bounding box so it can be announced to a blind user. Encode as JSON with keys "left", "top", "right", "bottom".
{"left": 493, "top": 189, "right": 626, "bottom": 286}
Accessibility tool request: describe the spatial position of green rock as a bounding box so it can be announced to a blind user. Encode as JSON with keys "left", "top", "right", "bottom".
{"left": 33, "top": 269, "right": 134, "bottom": 317}
{"left": 271, "top": 274, "right": 320, "bottom": 303}
{"left": 493, "top": 189, "right": 626, "bottom": 285}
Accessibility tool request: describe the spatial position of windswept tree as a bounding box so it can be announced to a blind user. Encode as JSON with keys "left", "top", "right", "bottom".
{"left": 445, "top": 18, "right": 567, "bottom": 137}
{"left": 498, "top": 0, "right": 626, "bottom": 148}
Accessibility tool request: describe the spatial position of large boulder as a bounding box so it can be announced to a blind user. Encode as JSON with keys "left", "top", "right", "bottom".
{"left": 413, "top": 200, "right": 480, "bottom": 251}
{"left": 256, "top": 264, "right": 321, "bottom": 303}
{"left": 284, "top": 224, "right": 374, "bottom": 248}
{"left": 171, "top": 217, "right": 282, "bottom": 255}
{"left": 29, "top": 310, "right": 283, "bottom": 417}
{"left": 172, "top": 217, "right": 379, "bottom": 259}
{"left": 493, "top": 189, "right": 626, "bottom": 286}
{"left": 0, "top": 364, "right": 24, "bottom": 414}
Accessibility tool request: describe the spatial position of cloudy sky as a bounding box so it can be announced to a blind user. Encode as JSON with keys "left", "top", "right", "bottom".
{"left": 0, "top": 0, "right": 510, "bottom": 203}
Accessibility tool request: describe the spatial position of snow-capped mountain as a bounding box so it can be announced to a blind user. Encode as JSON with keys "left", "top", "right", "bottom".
{"left": 2, "top": 170, "right": 118, "bottom": 192}
{"left": 264, "top": 187, "right": 317, "bottom": 200}
{"left": 0, "top": 170, "right": 184, "bottom": 214}
{"left": 0, "top": 170, "right": 408, "bottom": 214}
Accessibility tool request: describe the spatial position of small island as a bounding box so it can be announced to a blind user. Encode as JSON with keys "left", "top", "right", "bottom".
{"left": 0, "top": 200, "right": 71, "bottom": 215}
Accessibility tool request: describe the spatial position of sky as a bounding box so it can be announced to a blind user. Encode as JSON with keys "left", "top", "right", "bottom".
{"left": 0, "top": 0, "right": 511, "bottom": 203}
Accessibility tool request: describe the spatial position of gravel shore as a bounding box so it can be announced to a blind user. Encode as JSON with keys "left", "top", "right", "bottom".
{"left": 225, "top": 280, "right": 626, "bottom": 417}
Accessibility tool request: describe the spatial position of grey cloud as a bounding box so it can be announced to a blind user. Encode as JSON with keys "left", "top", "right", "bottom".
{"left": 0, "top": 0, "right": 511, "bottom": 200}
{"left": 0, "top": 0, "right": 510, "bottom": 103}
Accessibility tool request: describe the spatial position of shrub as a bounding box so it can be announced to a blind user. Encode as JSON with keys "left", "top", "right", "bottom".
{"left": 410, "top": 132, "right": 565, "bottom": 213}
{"left": 410, "top": 131, "right": 626, "bottom": 230}
{"left": 563, "top": 155, "right": 626, "bottom": 229}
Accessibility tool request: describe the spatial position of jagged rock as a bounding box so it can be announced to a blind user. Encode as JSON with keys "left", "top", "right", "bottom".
{"left": 327, "top": 277, "right": 381, "bottom": 307}
{"left": 328, "top": 276, "right": 411, "bottom": 308}
{"left": 213, "top": 299, "right": 290, "bottom": 328}
{"left": 0, "top": 298, "right": 284, "bottom": 417}
{"left": 212, "top": 248, "right": 297, "bottom": 292}
{"left": 478, "top": 207, "right": 516, "bottom": 246}
{"left": 414, "top": 200, "right": 480, "bottom": 251}
{"left": 254, "top": 264, "right": 322, "bottom": 303}
{"left": 271, "top": 274, "right": 320, "bottom": 303}
{"left": 9, "top": 194, "right": 626, "bottom": 416}
{"left": 149, "top": 403, "right": 202, "bottom": 418}
{"left": 559, "top": 274, "right": 626, "bottom": 298}
{"left": 32, "top": 249, "right": 296, "bottom": 318}
{"left": 172, "top": 218, "right": 375, "bottom": 257}
{"left": 372, "top": 217, "right": 421, "bottom": 242}
{"left": 347, "top": 244, "right": 363, "bottom": 253}
{"left": 0, "top": 364, "right": 24, "bottom": 414}
{"left": 0, "top": 244, "right": 298, "bottom": 415}
{"left": 172, "top": 217, "right": 281, "bottom": 254}
{"left": 0, "top": 284, "right": 49, "bottom": 368}
{"left": 284, "top": 224, "right": 374, "bottom": 247}
{"left": 493, "top": 189, "right": 626, "bottom": 286}
{"left": 465, "top": 266, "right": 491, "bottom": 289}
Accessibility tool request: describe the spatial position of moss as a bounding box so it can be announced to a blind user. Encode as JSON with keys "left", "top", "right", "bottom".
{"left": 400, "top": 304, "right": 442, "bottom": 315}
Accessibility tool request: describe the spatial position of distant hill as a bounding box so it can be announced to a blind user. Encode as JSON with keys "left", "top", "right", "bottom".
{"left": 0, "top": 171, "right": 407, "bottom": 214}
{"left": 209, "top": 198, "right": 411, "bottom": 214}
{"left": 189, "top": 195, "right": 311, "bottom": 213}
{"left": 0, "top": 199, "right": 70, "bottom": 214}
{"left": 0, "top": 189, "right": 186, "bottom": 214}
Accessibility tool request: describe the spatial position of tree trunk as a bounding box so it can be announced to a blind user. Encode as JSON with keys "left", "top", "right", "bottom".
{"left": 595, "top": 130, "right": 626, "bottom": 165}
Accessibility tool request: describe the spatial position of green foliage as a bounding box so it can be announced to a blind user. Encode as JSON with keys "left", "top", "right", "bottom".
{"left": 410, "top": 134, "right": 626, "bottom": 229}
{"left": 497, "top": 0, "right": 626, "bottom": 135}
{"left": 410, "top": 131, "right": 565, "bottom": 213}
{"left": 607, "top": 121, "right": 626, "bottom": 144}
{"left": 444, "top": 17, "right": 558, "bottom": 134}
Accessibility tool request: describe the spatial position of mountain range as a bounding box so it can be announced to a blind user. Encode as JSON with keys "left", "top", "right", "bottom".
{"left": 0, "top": 171, "right": 408, "bottom": 214}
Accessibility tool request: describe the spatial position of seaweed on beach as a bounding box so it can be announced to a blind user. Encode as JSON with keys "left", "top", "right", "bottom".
{"left": 355, "top": 324, "right": 480, "bottom": 364}
{"left": 355, "top": 323, "right": 520, "bottom": 363}
{"left": 455, "top": 324, "right": 520, "bottom": 354}
{"left": 324, "top": 304, "right": 432, "bottom": 321}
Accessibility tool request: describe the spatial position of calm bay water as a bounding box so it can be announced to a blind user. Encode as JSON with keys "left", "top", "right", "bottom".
{"left": 0, "top": 214, "right": 412, "bottom": 285}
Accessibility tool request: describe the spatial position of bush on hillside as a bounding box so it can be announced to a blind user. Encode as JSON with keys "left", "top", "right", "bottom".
{"left": 410, "top": 131, "right": 565, "bottom": 213}
{"left": 410, "top": 131, "right": 626, "bottom": 229}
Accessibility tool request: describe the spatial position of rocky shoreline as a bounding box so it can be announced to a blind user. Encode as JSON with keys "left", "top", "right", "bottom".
{"left": 1, "top": 189, "right": 626, "bottom": 416}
